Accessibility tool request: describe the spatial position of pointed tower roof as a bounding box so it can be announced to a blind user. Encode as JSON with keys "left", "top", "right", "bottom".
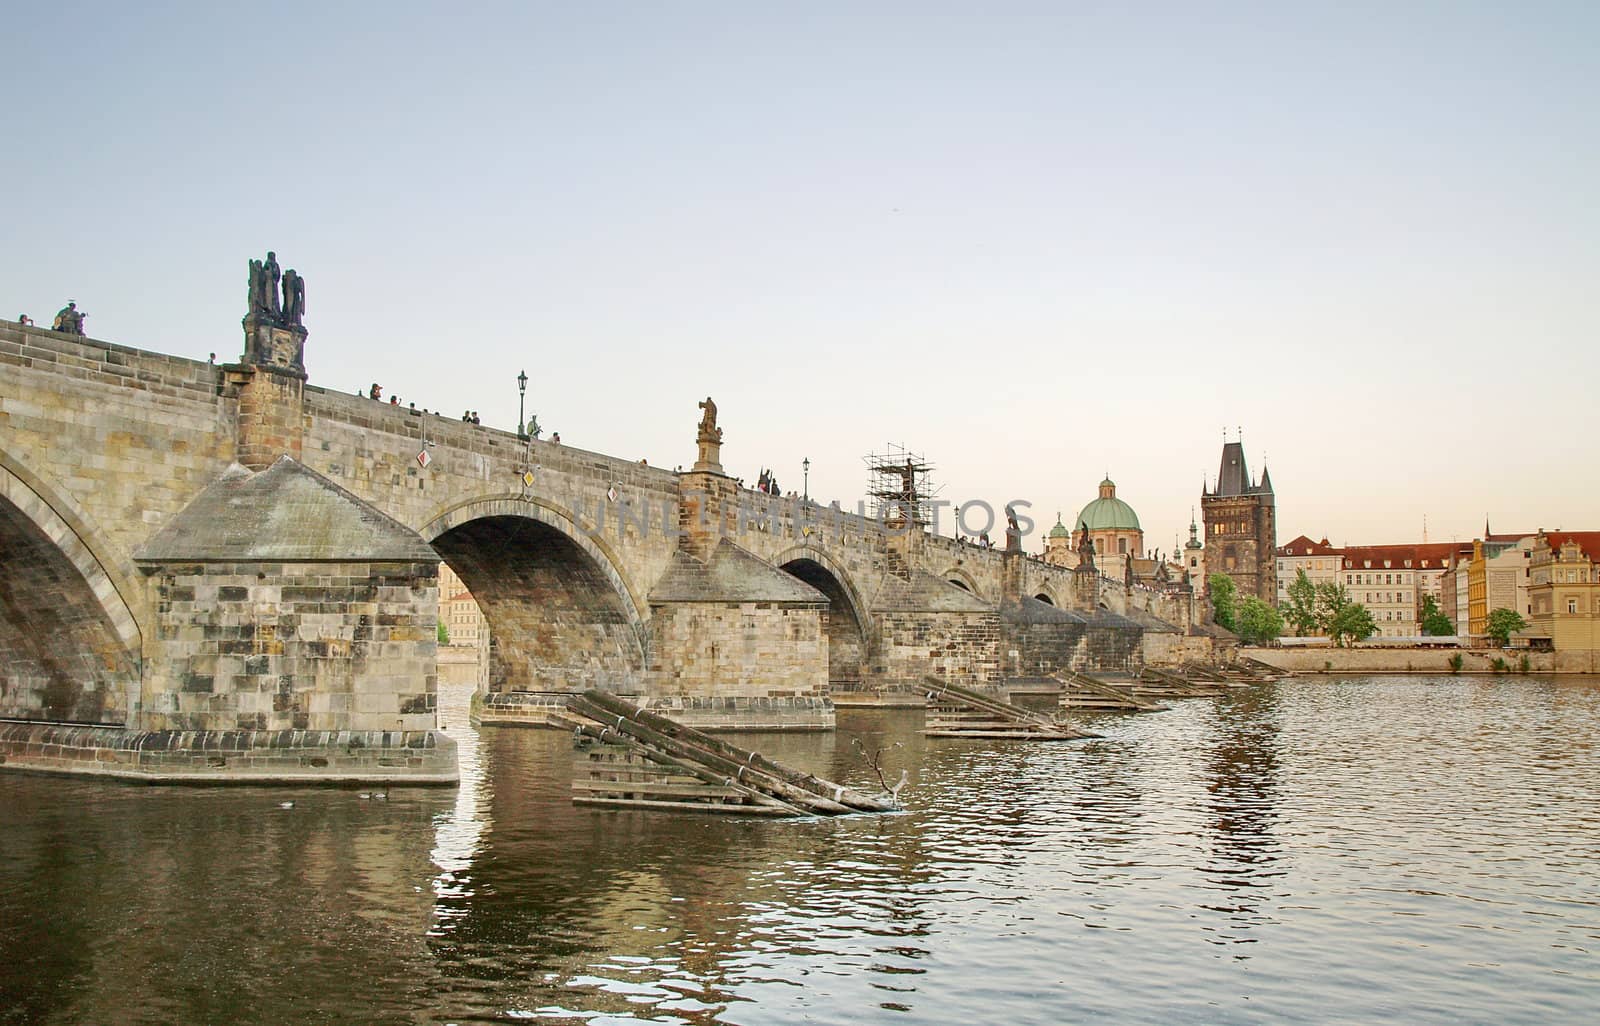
{"left": 1215, "top": 442, "right": 1251, "bottom": 496}
{"left": 1259, "top": 465, "right": 1274, "bottom": 494}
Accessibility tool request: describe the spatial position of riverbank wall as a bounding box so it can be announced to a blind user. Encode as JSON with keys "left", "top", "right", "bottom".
{"left": 0, "top": 722, "right": 459, "bottom": 785}
{"left": 1250, "top": 647, "right": 1599, "bottom": 675}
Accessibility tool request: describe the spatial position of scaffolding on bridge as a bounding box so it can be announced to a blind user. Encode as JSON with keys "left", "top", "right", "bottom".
{"left": 863, "top": 443, "right": 940, "bottom": 528}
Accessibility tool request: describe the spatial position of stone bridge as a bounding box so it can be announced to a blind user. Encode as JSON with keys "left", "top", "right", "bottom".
{"left": 1, "top": 300, "right": 1202, "bottom": 773}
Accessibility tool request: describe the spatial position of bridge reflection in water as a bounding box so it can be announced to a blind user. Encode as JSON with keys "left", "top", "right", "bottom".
{"left": 3, "top": 675, "right": 1599, "bottom": 1025}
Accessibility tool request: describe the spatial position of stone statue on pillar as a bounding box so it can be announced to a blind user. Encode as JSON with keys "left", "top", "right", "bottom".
{"left": 692, "top": 396, "right": 724, "bottom": 474}
{"left": 1004, "top": 504, "right": 1022, "bottom": 553}
{"left": 241, "top": 250, "right": 308, "bottom": 378}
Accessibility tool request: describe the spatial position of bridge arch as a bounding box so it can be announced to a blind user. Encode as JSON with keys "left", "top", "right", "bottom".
{"left": 0, "top": 454, "right": 143, "bottom": 724}
{"left": 941, "top": 566, "right": 983, "bottom": 598}
{"left": 1033, "top": 591, "right": 1057, "bottom": 606}
{"left": 421, "top": 496, "right": 646, "bottom": 693}
{"left": 772, "top": 544, "right": 870, "bottom": 686}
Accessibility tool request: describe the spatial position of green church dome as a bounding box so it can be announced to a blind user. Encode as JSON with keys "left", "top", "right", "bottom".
{"left": 1048, "top": 514, "right": 1071, "bottom": 540}
{"left": 1076, "top": 477, "right": 1141, "bottom": 532}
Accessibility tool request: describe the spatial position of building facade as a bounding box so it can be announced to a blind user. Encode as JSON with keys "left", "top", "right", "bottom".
{"left": 438, "top": 563, "right": 487, "bottom": 647}
{"left": 1466, "top": 532, "right": 1535, "bottom": 638}
{"left": 1339, "top": 543, "right": 1462, "bottom": 638}
{"left": 1276, "top": 535, "right": 1341, "bottom": 610}
{"left": 1201, "top": 441, "right": 1277, "bottom": 604}
{"left": 1528, "top": 530, "right": 1600, "bottom": 652}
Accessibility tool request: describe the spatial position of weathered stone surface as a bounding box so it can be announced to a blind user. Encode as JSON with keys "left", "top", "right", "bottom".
{"left": 650, "top": 540, "right": 828, "bottom": 605}
{"left": 868, "top": 571, "right": 994, "bottom": 613}
{"left": 136, "top": 457, "right": 437, "bottom": 563}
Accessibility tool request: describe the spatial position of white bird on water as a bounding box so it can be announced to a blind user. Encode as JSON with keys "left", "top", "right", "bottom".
{"left": 278, "top": 801, "right": 295, "bottom": 809}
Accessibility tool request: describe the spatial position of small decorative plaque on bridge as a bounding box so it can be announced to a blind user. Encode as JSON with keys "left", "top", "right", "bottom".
{"left": 416, "top": 449, "right": 432, "bottom": 469}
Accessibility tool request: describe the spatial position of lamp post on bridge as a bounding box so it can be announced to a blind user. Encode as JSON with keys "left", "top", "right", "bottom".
{"left": 517, "top": 369, "right": 528, "bottom": 441}
{"left": 803, "top": 457, "right": 810, "bottom": 502}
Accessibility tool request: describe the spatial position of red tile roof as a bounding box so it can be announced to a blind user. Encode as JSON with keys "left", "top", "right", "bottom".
{"left": 1539, "top": 531, "right": 1600, "bottom": 562}
{"left": 1341, "top": 542, "right": 1470, "bottom": 571}
{"left": 1278, "top": 535, "right": 1339, "bottom": 556}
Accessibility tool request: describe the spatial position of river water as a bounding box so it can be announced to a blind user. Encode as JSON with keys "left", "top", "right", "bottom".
{"left": 2, "top": 675, "right": 1597, "bottom": 1025}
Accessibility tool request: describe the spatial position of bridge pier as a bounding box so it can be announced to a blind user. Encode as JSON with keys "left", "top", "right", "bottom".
{"left": 638, "top": 466, "right": 835, "bottom": 731}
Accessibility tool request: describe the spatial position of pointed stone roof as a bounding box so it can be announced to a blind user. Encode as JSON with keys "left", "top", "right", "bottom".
{"left": 1000, "top": 595, "right": 1089, "bottom": 625}
{"left": 869, "top": 571, "right": 994, "bottom": 613}
{"left": 135, "top": 457, "right": 437, "bottom": 562}
{"left": 648, "top": 540, "right": 827, "bottom": 604}
{"left": 1088, "top": 606, "right": 1142, "bottom": 631}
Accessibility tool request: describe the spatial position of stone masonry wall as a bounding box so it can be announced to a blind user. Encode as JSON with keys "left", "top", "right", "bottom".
{"left": 1083, "top": 624, "right": 1143, "bottom": 674}
{"left": 140, "top": 559, "right": 438, "bottom": 732}
{"left": 873, "top": 610, "right": 1002, "bottom": 686}
{"left": 647, "top": 601, "right": 827, "bottom": 701}
{"left": 0, "top": 323, "right": 238, "bottom": 639}
{"left": 1002, "top": 620, "right": 1088, "bottom": 679}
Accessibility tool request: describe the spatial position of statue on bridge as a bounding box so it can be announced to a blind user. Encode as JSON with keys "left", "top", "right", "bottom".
{"left": 247, "top": 251, "right": 305, "bottom": 329}
{"left": 691, "top": 396, "right": 725, "bottom": 474}
{"left": 697, "top": 396, "right": 721, "bottom": 443}
{"left": 51, "top": 301, "right": 86, "bottom": 335}
{"left": 281, "top": 268, "right": 305, "bottom": 328}
{"left": 242, "top": 251, "right": 309, "bottom": 376}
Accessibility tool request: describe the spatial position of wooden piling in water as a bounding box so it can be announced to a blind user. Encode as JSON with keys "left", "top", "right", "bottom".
{"left": 921, "top": 676, "right": 1097, "bottom": 740}
{"left": 568, "top": 690, "right": 898, "bottom": 816}
{"left": 1053, "top": 670, "right": 1168, "bottom": 712}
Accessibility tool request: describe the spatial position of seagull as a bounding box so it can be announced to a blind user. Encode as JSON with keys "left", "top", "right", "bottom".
{"left": 278, "top": 801, "right": 295, "bottom": 809}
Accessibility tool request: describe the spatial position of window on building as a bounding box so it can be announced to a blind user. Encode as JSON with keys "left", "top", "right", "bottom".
{"left": 1568, "top": 599, "right": 1579, "bottom": 614}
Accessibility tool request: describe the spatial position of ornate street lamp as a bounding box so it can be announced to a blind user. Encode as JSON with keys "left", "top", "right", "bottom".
{"left": 517, "top": 369, "right": 528, "bottom": 440}
{"left": 803, "top": 457, "right": 810, "bottom": 502}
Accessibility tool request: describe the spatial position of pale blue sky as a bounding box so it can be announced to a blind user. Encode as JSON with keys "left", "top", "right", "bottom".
{"left": 5, "top": 2, "right": 1597, "bottom": 552}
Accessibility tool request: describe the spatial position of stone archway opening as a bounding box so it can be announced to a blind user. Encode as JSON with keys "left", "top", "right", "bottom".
{"left": 780, "top": 558, "right": 865, "bottom": 686}
{"left": 431, "top": 515, "right": 643, "bottom": 694}
{"left": 1034, "top": 592, "right": 1055, "bottom": 606}
{"left": 948, "top": 579, "right": 971, "bottom": 591}
{"left": 0, "top": 495, "right": 139, "bottom": 724}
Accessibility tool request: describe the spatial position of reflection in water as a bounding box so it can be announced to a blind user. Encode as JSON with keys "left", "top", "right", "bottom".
{"left": 4, "top": 675, "right": 1600, "bottom": 1026}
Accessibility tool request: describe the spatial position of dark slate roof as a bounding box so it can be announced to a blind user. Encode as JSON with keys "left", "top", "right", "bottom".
{"left": 135, "top": 457, "right": 437, "bottom": 563}
{"left": 1211, "top": 442, "right": 1272, "bottom": 497}
{"left": 648, "top": 540, "right": 828, "bottom": 604}
{"left": 1089, "top": 606, "right": 1143, "bottom": 631}
{"left": 1001, "top": 596, "right": 1089, "bottom": 625}
{"left": 870, "top": 571, "right": 995, "bottom": 613}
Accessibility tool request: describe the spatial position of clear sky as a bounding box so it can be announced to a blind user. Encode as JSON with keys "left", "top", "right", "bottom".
{"left": 5, "top": 2, "right": 1597, "bottom": 554}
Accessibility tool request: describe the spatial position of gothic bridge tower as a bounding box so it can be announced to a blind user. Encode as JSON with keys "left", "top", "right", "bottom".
{"left": 1201, "top": 439, "right": 1277, "bottom": 605}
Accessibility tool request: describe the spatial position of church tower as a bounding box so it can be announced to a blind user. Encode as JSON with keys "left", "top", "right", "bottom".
{"left": 1201, "top": 439, "right": 1277, "bottom": 605}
